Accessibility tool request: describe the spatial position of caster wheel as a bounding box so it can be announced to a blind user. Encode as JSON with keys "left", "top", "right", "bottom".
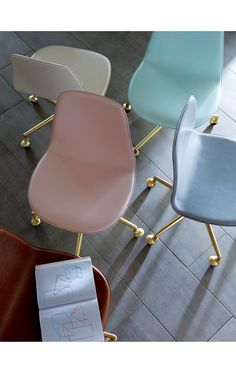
{"left": 21, "top": 137, "right": 30, "bottom": 148}
{"left": 29, "top": 95, "right": 38, "bottom": 103}
{"left": 133, "top": 227, "right": 144, "bottom": 238}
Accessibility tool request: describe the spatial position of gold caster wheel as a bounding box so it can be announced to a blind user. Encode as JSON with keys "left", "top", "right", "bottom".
{"left": 31, "top": 212, "right": 41, "bottom": 227}
{"left": 133, "top": 227, "right": 144, "bottom": 238}
{"left": 123, "top": 101, "right": 131, "bottom": 113}
{"left": 133, "top": 148, "right": 139, "bottom": 157}
{"left": 29, "top": 95, "right": 38, "bottom": 103}
{"left": 146, "top": 177, "right": 158, "bottom": 188}
{"left": 208, "top": 255, "right": 221, "bottom": 267}
{"left": 146, "top": 234, "right": 157, "bottom": 245}
{"left": 21, "top": 137, "right": 30, "bottom": 148}
{"left": 210, "top": 115, "right": 219, "bottom": 126}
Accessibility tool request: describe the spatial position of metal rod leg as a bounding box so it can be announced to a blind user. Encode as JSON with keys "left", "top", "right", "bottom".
{"left": 205, "top": 224, "right": 222, "bottom": 267}
{"left": 119, "top": 217, "right": 144, "bottom": 238}
{"left": 133, "top": 125, "right": 162, "bottom": 156}
{"left": 146, "top": 215, "right": 185, "bottom": 245}
{"left": 75, "top": 233, "right": 84, "bottom": 257}
{"left": 21, "top": 114, "right": 55, "bottom": 148}
{"left": 146, "top": 175, "right": 173, "bottom": 190}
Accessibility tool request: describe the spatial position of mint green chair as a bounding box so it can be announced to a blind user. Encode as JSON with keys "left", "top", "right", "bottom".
{"left": 124, "top": 32, "right": 224, "bottom": 155}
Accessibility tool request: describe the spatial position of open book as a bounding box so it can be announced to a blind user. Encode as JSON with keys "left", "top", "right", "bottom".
{"left": 35, "top": 257, "right": 104, "bottom": 341}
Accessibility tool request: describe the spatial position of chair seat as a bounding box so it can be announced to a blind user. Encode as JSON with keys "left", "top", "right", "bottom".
{"left": 172, "top": 133, "right": 236, "bottom": 226}
{"left": 29, "top": 152, "right": 134, "bottom": 233}
{"left": 0, "top": 227, "right": 110, "bottom": 341}
{"left": 32, "top": 45, "right": 111, "bottom": 96}
{"left": 128, "top": 63, "right": 221, "bottom": 129}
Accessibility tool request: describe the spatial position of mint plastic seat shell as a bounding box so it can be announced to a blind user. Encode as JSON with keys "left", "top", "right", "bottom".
{"left": 171, "top": 96, "right": 236, "bottom": 226}
{"left": 128, "top": 32, "right": 224, "bottom": 129}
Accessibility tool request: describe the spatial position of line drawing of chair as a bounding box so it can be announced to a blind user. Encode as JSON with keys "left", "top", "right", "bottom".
{"left": 11, "top": 45, "right": 111, "bottom": 148}
{"left": 145, "top": 95, "right": 236, "bottom": 267}
{"left": 0, "top": 227, "right": 117, "bottom": 341}
{"left": 28, "top": 90, "right": 144, "bottom": 256}
{"left": 123, "top": 31, "right": 224, "bottom": 156}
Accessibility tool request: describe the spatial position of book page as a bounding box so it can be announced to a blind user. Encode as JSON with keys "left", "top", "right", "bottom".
{"left": 35, "top": 257, "right": 104, "bottom": 341}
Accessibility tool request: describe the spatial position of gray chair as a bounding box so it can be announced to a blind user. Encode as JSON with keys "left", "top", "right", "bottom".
{"left": 146, "top": 96, "right": 236, "bottom": 267}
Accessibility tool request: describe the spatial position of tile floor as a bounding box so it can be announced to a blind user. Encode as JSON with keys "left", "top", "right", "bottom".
{"left": 0, "top": 31, "right": 236, "bottom": 341}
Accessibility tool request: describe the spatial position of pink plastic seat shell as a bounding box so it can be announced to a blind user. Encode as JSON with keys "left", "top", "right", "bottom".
{"left": 28, "top": 91, "right": 136, "bottom": 234}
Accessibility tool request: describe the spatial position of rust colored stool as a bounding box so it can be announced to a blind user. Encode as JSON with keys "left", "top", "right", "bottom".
{"left": 0, "top": 227, "right": 116, "bottom": 341}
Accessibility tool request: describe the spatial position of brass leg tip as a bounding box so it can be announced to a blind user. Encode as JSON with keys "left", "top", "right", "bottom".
{"left": 146, "top": 177, "right": 158, "bottom": 188}
{"left": 29, "top": 95, "right": 38, "bottom": 103}
{"left": 134, "top": 148, "right": 140, "bottom": 157}
{"left": 146, "top": 234, "right": 157, "bottom": 245}
{"left": 133, "top": 227, "right": 145, "bottom": 238}
{"left": 210, "top": 115, "right": 219, "bottom": 125}
{"left": 21, "top": 137, "right": 30, "bottom": 148}
{"left": 31, "top": 212, "right": 41, "bottom": 227}
{"left": 123, "top": 101, "right": 131, "bottom": 113}
{"left": 208, "top": 255, "right": 221, "bottom": 267}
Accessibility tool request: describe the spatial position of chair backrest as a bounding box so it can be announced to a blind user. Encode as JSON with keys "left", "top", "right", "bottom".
{"left": 171, "top": 96, "right": 200, "bottom": 211}
{"left": 11, "top": 54, "right": 84, "bottom": 101}
{"left": 45, "top": 90, "right": 135, "bottom": 173}
{"left": 0, "top": 227, "right": 110, "bottom": 341}
{"left": 144, "top": 32, "right": 224, "bottom": 81}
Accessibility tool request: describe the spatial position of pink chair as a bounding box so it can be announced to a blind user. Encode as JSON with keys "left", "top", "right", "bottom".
{"left": 28, "top": 91, "right": 144, "bottom": 255}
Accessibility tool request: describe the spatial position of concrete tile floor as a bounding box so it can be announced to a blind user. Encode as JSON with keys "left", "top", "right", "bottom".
{"left": 0, "top": 31, "right": 236, "bottom": 341}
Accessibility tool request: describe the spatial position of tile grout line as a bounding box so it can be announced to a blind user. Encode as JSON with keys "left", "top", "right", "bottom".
{"left": 84, "top": 235, "right": 176, "bottom": 340}
{"left": 207, "top": 316, "right": 233, "bottom": 341}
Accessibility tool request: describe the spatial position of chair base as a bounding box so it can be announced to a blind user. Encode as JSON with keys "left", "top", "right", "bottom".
{"left": 146, "top": 175, "right": 173, "bottom": 190}
{"left": 29, "top": 94, "right": 38, "bottom": 103}
{"left": 210, "top": 115, "right": 219, "bottom": 125}
{"left": 123, "top": 100, "right": 131, "bottom": 113}
{"left": 31, "top": 211, "right": 41, "bottom": 226}
{"left": 21, "top": 113, "right": 54, "bottom": 148}
{"left": 208, "top": 255, "right": 221, "bottom": 267}
{"left": 21, "top": 136, "right": 30, "bottom": 148}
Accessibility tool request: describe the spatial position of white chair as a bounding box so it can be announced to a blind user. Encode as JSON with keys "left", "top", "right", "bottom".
{"left": 11, "top": 46, "right": 111, "bottom": 148}
{"left": 146, "top": 96, "right": 236, "bottom": 267}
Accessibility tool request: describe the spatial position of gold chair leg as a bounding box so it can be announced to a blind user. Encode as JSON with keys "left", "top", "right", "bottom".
{"left": 133, "top": 125, "right": 162, "bottom": 156}
{"left": 75, "top": 233, "right": 84, "bottom": 257}
{"left": 123, "top": 100, "right": 131, "bottom": 113}
{"left": 21, "top": 114, "right": 55, "bottom": 148}
{"left": 31, "top": 211, "right": 41, "bottom": 227}
{"left": 146, "top": 215, "right": 184, "bottom": 245}
{"left": 210, "top": 115, "right": 219, "bottom": 126}
{"left": 104, "top": 331, "right": 118, "bottom": 342}
{"left": 29, "top": 95, "right": 38, "bottom": 103}
{"left": 146, "top": 175, "right": 173, "bottom": 190}
{"left": 205, "top": 224, "right": 222, "bottom": 267}
{"left": 119, "top": 217, "right": 144, "bottom": 238}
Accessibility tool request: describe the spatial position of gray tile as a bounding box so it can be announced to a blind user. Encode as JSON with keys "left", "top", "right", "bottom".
{"left": 203, "top": 108, "right": 236, "bottom": 139}
{"left": 0, "top": 32, "right": 32, "bottom": 70}
{"left": 16, "top": 31, "right": 86, "bottom": 51}
{"left": 118, "top": 240, "right": 231, "bottom": 341}
{"left": 0, "top": 74, "right": 22, "bottom": 114}
{"left": 210, "top": 318, "right": 236, "bottom": 341}
{"left": 221, "top": 226, "right": 236, "bottom": 242}
{"left": 219, "top": 66, "right": 236, "bottom": 122}
{"left": 0, "top": 100, "right": 54, "bottom": 174}
{"left": 72, "top": 32, "right": 146, "bottom": 80}
{"left": 0, "top": 152, "right": 51, "bottom": 248}
{"left": 224, "top": 32, "right": 236, "bottom": 74}
{"left": 190, "top": 234, "right": 236, "bottom": 317}
{"left": 113, "top": 304, "right": 174, "bottom": 341}
{"left": 0, "top": 139, "right": 8, "bottom": 158}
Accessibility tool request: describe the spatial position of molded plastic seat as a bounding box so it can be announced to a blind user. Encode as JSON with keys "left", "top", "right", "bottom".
{"left": 171, "top": 96, "right": 236, "bottom": 226}
{"left": 12, "top": 45, "right": 111, "bottom": 100}
{"left": 28, "top": 91, "right": 136, "bottom": 234}
{"left": 0, "top": 227, "right": 110, "bottom": 341}
{"left": 128, "top": 32, "right": 224, "bottom": 129}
